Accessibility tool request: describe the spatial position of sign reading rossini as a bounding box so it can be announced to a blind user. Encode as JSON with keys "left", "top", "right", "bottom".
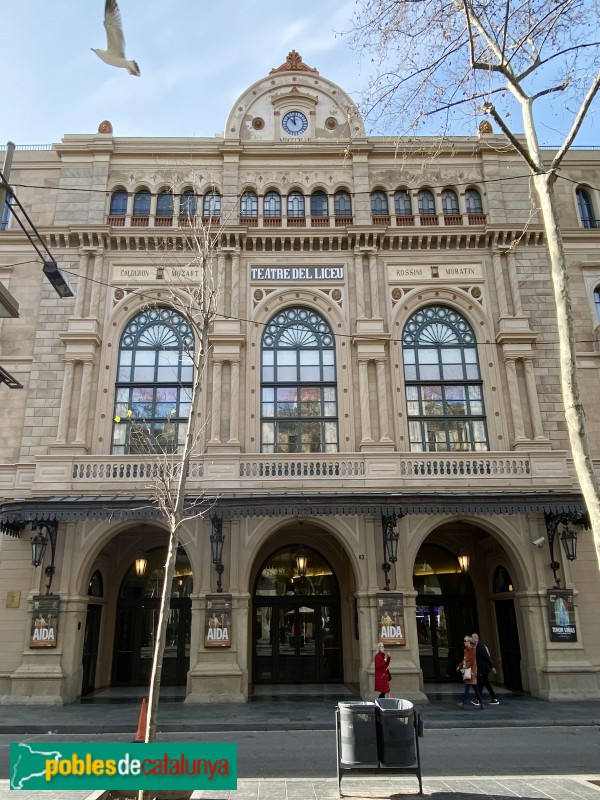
{"left": 387, "top": 263, "right": 484, "bottom": 282}
{"left": 250, "top": 266, "right": 344, "bottom": 282}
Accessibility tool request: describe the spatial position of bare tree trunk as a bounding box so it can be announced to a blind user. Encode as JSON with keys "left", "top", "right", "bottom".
{"left": 533, "top": 172, "right": 600, "bottom": 568}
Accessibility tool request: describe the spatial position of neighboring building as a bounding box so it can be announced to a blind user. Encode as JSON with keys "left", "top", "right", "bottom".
{"left": 1, "top": 52, "right": 600, "bottom": 705}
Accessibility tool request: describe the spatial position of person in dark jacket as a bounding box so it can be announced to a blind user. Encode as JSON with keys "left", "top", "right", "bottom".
{"left": 457, "top": 636, "right": 484, "bottom": 709}
{"left": 471, "top": 632, "right": 499, "bottom": 705}
{"left": 374, "top": 642, "right": 391, "bottom": 698}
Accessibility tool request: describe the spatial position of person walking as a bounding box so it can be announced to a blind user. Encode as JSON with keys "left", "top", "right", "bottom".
{"left": 471, "top": 632, "right": 499, "bottom": 705}
{"left": 457, "top": 635, "right": 484, "bottom": 709}
{"left": 374, "top": 642, "right": 391, "bottom": 698}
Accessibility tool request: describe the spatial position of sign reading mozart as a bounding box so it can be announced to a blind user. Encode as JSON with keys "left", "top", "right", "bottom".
{"left": 204, "top": 595, "right": 232, "bottom": 647}
{"left": 376, "top": 594, "right": 406, "bottom": 646}
{"left": 30, "top": 594, "right": 59, "bottom": 648}
{"left": 111, "top": 265, "right": 203, "bottom": 284}
{"left": 250, "top": 266, "right": 344, "bottom": 281}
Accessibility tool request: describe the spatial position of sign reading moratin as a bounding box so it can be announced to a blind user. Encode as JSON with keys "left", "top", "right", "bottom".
{"left": 250, "top": 266, "right": 344, "bottom": 281}
{"left": 387, "top": 263, "right": 483, "bottom": 282}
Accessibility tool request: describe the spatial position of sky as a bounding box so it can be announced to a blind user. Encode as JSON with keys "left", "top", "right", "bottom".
{"left": 0, "top": 1, "right": 597, "bottom": 148}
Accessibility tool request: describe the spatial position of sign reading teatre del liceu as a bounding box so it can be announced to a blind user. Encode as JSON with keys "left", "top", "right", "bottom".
{"left": 250, "top": 266, "right": 344, "bottom": 282}
{"left": 387, "top": 263, "right": 484, "bottom": 282}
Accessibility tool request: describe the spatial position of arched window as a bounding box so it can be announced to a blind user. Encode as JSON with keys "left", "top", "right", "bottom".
{"left": 264, "top": 191, "right": 282, "bottom": 218}
{"left": 109, "top": 189, "right": 128, "bottom": 216}
{"left": 418, "top": 189, "right": 436, "bottom": 215}
{"left": 203, "top": 191, "right": 221, "bottom": 218}
{"left": 394, "top": 190, "right": 412, "bottom": 216}
{"left": 133, "top": 189, "right": 151, "bottom": 216}
{"left": 156, "top": 191, "right": 173, "bottom": 218}
{"left": 1, "top": 195, "right": 13, "bottom": 230}
{"left": 88, "top": 570, "right": 104, "bottom": 597}
{"left": 576, "top": 187, "right": 597, "bottom": 228}
{"left": 310, "top": 191, "right": 328, "bottom": 217}
{"left": 334, "top": 191, "right": 352, "bottom": 217}
{"left": 112, "top": 307, "right": 194, "bottom": 454}
{"left": 441, "top": 189, "right": 459, "bottom": 215}
{"left": 493, "top": 566, "right": 514, "bottom": 593}
{"left": 594, "top": 286, "right": 600, "bottom": 322}
{"left": 261, "top": 307, "right": 338, "bottom": 453}
{"left": 179, "top": 189, "right": 197, "bottom": 217}
{"left": 370, "top": 191, "right": 388, "bottom": 215}
{"left": 240, "top": 191, "right": 258, "bottom": 217}
{"left": 120, "top": 546, "right": 192, "bottom": 599}
{"left": 287, "top": 191, "right": 305, "bottom": 218}
{"left": 403, "top": 305, "right": 488, "bottom": 452}
{"left": 465, "top": 188, "right": 483, "bottom": 214}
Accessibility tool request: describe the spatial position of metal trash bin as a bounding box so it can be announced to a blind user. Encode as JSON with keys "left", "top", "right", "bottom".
{"left": 375, "top": 698, "right": 416, "bottom": 766}
{"left": 338, "top": 702, "right": 379, "bottom": 766}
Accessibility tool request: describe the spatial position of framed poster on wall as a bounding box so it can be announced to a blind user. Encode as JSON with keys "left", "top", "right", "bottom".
{"left": 547, "top": 589, "right": 576, "bottom": 642}
{"left": 204, "top": 594, "right": 232, "bottom": 647}
{"left": 30, "top": 594, "right": 59, "bottom": 648}
{"left": 376, "top": 594, "right": 406, "bottom": 645}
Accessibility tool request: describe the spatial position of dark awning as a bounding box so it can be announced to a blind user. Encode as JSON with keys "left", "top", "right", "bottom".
{"left": 0, "top": 491, "right": 587, "bottom": 535}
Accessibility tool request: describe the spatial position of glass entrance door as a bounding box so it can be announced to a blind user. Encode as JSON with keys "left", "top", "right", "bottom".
{"left": 254, "top": 601, "right": 341, "bottom": 683}
{"left": 417, "top": 600, "right": 476, "bottom": 681}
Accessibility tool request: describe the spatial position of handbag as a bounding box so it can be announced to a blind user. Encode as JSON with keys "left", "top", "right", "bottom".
{"left": 463, "top": 667, "right": 472, "bottom": 680}
{"left": 387, "top": 669, "right": 392, "bottom": 682}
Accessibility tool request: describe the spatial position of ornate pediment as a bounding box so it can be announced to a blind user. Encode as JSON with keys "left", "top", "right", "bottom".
{"left": 270, "top": 50, "right": 319, "bottom": 75}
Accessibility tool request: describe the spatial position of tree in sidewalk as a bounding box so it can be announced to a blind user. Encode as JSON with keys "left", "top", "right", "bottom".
{"left": 113, "top": 209, "right": 221, "bottom": 800}
{"left": 347, "top": 0, "right": 600, "bottom": 570}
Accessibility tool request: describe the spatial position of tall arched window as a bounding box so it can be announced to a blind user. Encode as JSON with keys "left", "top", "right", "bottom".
{"left": 109, "top": 189, "right": 128, "bottom": 216}
{"left": 403, "top": 305, "right": 488, "bottom": 452}
{"left": 310, "top": 191, "right": 328, "bottom": 217}
{"left": 370, "top": 191, "right": 388, "bottom": 215}
{"left": 240, "top": 191, "right": 258, "bottom": 217}
{"left": 261, "top": 308, "right": 338, "bottom": 453}
{"left": 576, "top": 187, "right": 597, "bottom": 228}
{"left": 394, "top": 190, "right": 412, "bottom": 216}
{"left": 264, "top": 191, "right": 282, "bottom": 218}
{"left": 465, "top": 188, "right": 483, "bottom": 214}
{"left": 133, "top": 189, "right": 151, "bottom": 216}
{"left": 179, "top": 189, "right": 196, "bottom": 217}
{"left": 441, "top": 189, "right": 459, "bottom": 214}
{"left": 418, "top": 189, "right": 436, "bottom": 215}
{"left": 203, "top": 191, "right": 221, "bottom": 219}
{"left": 112, "top": 307, "right": 194, "bottom": 454}
{"left": 156, "top": 191, "right": 174, "bottom": 217}
{"left": 287, "top": 191, "right": 305, "bottom": 218}
{"left": 334, "top": 191, "right": 352, "bottom": 217}
{"left": 594, "top": 286, "right": 600, "bottom": 322}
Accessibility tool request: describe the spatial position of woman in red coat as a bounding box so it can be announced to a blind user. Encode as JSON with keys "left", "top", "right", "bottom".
{"left": 457, "top": 635, "right": 484, "bottom": 709}
{"left": 374, "top": 642, "right": 391, "bottom": 698}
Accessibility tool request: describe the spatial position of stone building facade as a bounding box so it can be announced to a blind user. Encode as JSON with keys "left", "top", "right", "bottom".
{"left": 1, "top": 52, "right": 600, "bottom": 704}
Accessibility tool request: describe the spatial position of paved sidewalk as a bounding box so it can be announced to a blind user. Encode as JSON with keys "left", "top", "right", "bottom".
{"left": 1, "top": 774, "right": 600, "bottom": 800}
{"left": 2, "top": 694, "right": 600, "bottom": 734}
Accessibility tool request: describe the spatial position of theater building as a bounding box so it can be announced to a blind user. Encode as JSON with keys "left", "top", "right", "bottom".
{"left": 1, "top": 52, "right": 600, "bottom": 705}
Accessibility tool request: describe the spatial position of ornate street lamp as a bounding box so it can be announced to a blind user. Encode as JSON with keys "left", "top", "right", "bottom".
{"left": 560, "top": 525, "right": 577, "bottom": 561}
{"left": 381, "top": 514, "right": 399, "bottom": 591}
{"left": 30, "top": 521, "right": 58, "bottom": 594}
{"left": 457, "top": 551, "right": 471, "bottom": 574}
{"left": 295, "top": 546, "right": 308, "bottom": 578}
{"left": 30, "top": 532, "right": 48, "bottom": 568}
{"left": 210, "top": 516, "right": 225, "bottom": 593}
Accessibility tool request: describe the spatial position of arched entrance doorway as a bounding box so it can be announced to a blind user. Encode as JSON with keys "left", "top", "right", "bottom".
{"left": 112, "top": 546, "right": 192, "bottom": 686}
{"left": 414, "top": 543, "right": 477, "bottom": 682}
{"left": 253, "top": 545, "right": 342, "bottom": 684}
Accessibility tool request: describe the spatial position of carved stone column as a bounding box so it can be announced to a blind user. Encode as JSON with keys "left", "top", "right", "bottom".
{"left": 228, "top": 359, "right": 240, "bottom": 444}
{"left": 217, "top": 253, "right": 226, "bottom": 316}
{"left": 358, "top": 359, "right": 373, "bottom": 443}
{"left": 492, "top": 251, "right": 509, "bottom": 317}
{"left": 354, "top": 250, "right": 365, "bottom": 318}
{"left": 74, "top": 251, "right": 88, "bottom": 317}
{"left": 88, "top": 248, "right": 104, "bottom": 319}
{"left": 73, "top": 360, "right": 94, "bottom": 445}
{"left": 209, "top": 360, "right": 223, "bottom": 442}
{"left": 376, "top": 359, "right": 392, "bottom": 442}
{"left": 55, "top": 360, "right": 76, "bottom": 444}
{"left": 231, "top": 251, "right": 240, "bottom": 319}
{"left": 504, "top": 357, "right": 526, "bottom": 441}
{"left": 368, "top": 252, "right": 380, "bottom": 318}
{"left": 506, "top": 250, "right": 523, "bottom": 316}
{"left": 523, "top": 357, "right": 545, "bottom": 440}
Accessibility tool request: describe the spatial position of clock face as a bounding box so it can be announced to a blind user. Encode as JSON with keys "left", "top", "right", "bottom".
{"left": 282, "top": 111, "right": 308, "bottom": 136}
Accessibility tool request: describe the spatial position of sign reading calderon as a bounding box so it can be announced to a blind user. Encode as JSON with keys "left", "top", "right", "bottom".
{"left": 10, "top": 742, "right": 237, "bottom": 791}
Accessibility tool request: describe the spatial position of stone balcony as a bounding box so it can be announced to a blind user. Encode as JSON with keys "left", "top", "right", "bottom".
{"left": 0, "top": 450, "right": 575, "bottom": 499}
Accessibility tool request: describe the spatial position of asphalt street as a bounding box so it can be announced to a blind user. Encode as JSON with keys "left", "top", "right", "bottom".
{"left": 1, "top": 725, "right": 598, "bottom": 780}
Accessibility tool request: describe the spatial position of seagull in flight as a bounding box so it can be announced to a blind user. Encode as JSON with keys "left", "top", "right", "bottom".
{"left": 92, "top": 0, "right": 140, "bottom": 76}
